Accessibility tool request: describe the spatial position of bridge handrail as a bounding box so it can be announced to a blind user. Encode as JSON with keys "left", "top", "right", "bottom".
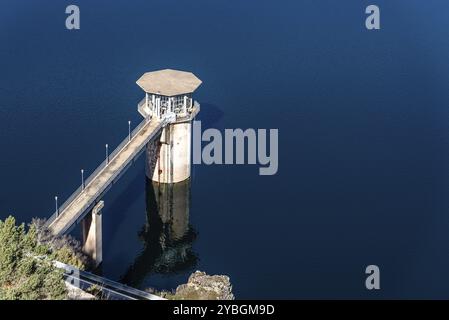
{"left": 137, "top": 97, "right": 146, "bottom": 108}
{"left": 45, "top": 117, "right": 164, "bottom": 228}
{"left": 57, "top": 261, "right": 164, "bottom": 300}
{"left": 65, "top": 275, "right": 137, "bottom": 300}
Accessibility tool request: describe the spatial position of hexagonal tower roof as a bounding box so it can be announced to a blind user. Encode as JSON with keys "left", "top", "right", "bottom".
{"left": 136, "top": 69, "right": 202, "bottom": 97}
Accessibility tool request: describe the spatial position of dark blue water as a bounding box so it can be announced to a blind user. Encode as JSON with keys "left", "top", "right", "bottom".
{"left": 1, "top": 0, "right": 449, "bottom": 299}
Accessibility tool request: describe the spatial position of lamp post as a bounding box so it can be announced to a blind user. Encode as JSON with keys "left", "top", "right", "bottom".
{"left": 105, "top": 144, "right": 109, "bottom": 165}
{"left": 55, "top": 196, "right": 59, "bottom": 217}
{"left": 81, "top": 169, "right": 85, "bottom": 190}
{"left": 128, "top": 120, "right": 131, "bottom": 141}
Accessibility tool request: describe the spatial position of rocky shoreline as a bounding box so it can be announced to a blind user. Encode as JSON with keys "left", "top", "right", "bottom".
{"left": 149, "top": 271, "right": 235, "bottom": 300}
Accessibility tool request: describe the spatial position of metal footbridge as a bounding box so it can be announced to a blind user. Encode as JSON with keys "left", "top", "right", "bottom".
{"left": 45, "top": 117, "right": 167, "bottom": 235}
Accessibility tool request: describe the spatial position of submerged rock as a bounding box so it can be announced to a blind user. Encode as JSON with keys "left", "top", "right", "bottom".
{"left": 172, "top": 271, "right": 234, "bottom": 300}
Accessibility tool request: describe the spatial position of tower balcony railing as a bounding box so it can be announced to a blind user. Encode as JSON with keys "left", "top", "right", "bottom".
{"left": 174, "top": 101, "right": 200, "bottom": 122}
{"left": 137, "top": 97, "right": 152, "bottom": 118}
{"left": 137, "top": 98, "right": 200, "bottom": 122}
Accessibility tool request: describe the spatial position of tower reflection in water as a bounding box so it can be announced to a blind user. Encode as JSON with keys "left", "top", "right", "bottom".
{"left": 120, "top": 179, "right": 198, "bottom": 288}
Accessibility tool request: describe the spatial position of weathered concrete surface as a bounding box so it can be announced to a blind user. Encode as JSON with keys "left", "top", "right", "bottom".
{"left": 66, "top": 283, "right": 96, "bottom": 300}
{"left": 150, "top": 122, "right": 191, "bottom": 183}
{"left": 81, "top": 201, "right": 104, "bottom": 267}
{"left": 136, "top": 69, "right": 202, "bottom": 96}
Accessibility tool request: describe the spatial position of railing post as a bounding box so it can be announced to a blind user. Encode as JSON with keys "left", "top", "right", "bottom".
{"left": 105, "top": 144, "right": 109, "bottom": 166}
{"left": 47, "top": 118, "right": 156, "bottom": 227}
{"left": 55, "top": 196, "right": 59, "bottom": 217}
{"left": 81, "top": 169, "right": 85, "bottom": 190}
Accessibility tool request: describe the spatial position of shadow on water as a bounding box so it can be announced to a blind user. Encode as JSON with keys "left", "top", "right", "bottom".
{"left": 70, "top": 164, "right": 145, "bottom": 250}
{"left": 119, "top": 179, "right": 199, "bottom": 288}
{"left": 196, "top": 103, "right": 224, "bottom": 129}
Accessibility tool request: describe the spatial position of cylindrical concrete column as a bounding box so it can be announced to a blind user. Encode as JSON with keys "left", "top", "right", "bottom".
{"left": 146, "top": 121, "right": 191, "bottom": 184}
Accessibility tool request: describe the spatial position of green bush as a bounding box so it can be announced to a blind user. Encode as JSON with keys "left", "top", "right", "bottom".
{"left": 0, "top": 216, "right": 86, "bottom": 300}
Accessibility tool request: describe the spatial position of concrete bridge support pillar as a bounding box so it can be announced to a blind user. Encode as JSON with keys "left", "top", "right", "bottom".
{"left": 82, "top": 201, "right": 104, "bottom": 268}
{"left": 146, "top": 121, "right": 191, "bottom": 184}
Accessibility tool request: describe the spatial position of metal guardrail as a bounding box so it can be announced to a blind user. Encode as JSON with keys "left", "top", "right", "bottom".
{"left": 45, "top": 117, "right": 166, "bottom": 230}
{"left": 138, "top": 97, "right": 146, "bottom": 108}
{"left": 65, "top": 275, "right": 136, "bottom": 300}
{"left": 56, "top": 261, "right": 165, "bottom": 300}
{"left": 138, "top": 98, "right": 152, "bottom": 118}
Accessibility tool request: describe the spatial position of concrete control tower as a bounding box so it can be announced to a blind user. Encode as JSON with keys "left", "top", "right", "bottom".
{"left": 136, "top": 69, "right": 202, "bottom": 184}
